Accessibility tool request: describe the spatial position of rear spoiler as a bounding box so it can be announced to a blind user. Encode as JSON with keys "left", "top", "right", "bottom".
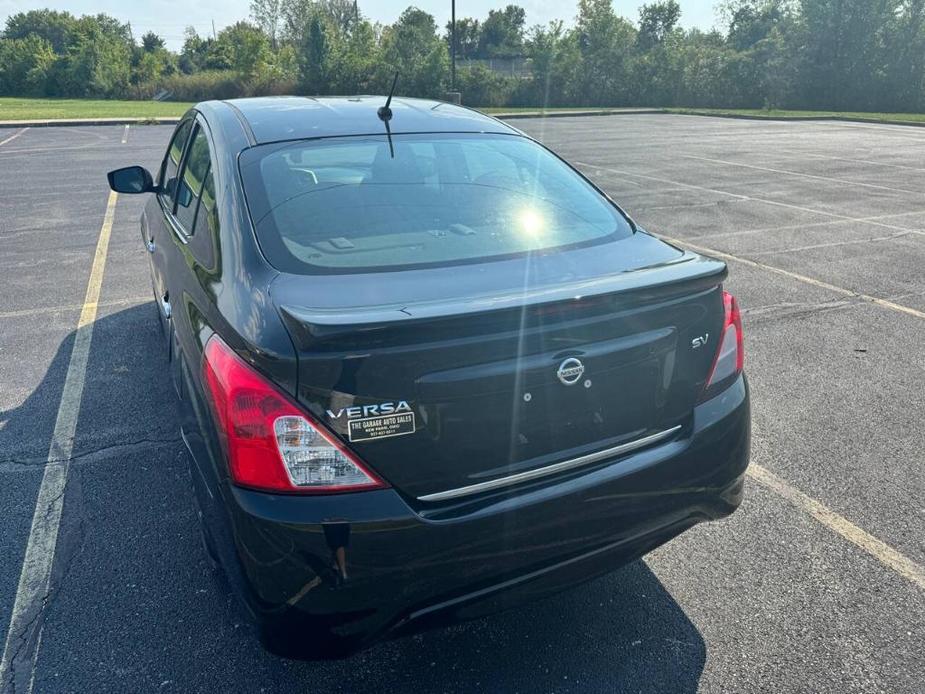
{"left": 278, "top": 251, "right": 727, "bottom": 341}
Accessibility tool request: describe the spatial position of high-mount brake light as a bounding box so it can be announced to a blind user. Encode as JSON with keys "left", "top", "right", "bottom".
{"left": 700, "top": 290, "right": 744, "bottom": 402}
{"left": 201, "top": 335, "right": 387, "bottom": 494}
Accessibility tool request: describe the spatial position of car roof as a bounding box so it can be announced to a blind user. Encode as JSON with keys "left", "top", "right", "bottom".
{"left": 214, "top": 96, "right": 519, "bottom": 144}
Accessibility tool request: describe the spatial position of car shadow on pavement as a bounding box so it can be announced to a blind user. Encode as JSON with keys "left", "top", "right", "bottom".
{"left": 3, "top": 304, "right": 706, "bottom": 694}
{"left": 321, "top": 559, "right": 707, "bottom": 694}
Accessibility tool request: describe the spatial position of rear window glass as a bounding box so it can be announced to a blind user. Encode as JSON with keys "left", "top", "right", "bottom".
{"left": 239, "top": 133, "right": 632, "bottom": 273}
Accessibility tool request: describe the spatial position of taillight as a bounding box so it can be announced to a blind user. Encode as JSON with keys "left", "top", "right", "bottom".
{"left": 700, "top": 291, "right": 744, "bottom": 401}
{"left": 201, "top": 335, "right": 387, "bottom": 494}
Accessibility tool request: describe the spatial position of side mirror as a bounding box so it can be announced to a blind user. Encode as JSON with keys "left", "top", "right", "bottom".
{"left": 107, "top": 166, "right": 156, "bottom": 194}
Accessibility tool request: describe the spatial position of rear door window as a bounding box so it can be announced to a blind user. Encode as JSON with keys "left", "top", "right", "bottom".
{"left": 160, "top": 119, "right": 193, "bottom": 211}
{"left": 174, "top": 126, "right": 211, "bottom": 233}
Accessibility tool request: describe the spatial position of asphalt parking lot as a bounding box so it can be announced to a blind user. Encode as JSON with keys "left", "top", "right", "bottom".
{"left": 1, "top": 113, "right": 924, "bottom": 693}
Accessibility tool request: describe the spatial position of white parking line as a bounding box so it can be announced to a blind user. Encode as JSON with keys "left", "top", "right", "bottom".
{"left": 580, "top": 153, "right": 925, "bottom": 590}
{"left": 0, "top": 127, "right": 28, "bottom": 148}
{"left": 0, "top": 296, "right": 151, "bottom": 321}
{"left": 693, "top": 209, "right": 925, "bottom": 241}
{"left": 747, "top": 230, "right": 913, "bottom": 257}
{"left": 660, "top": 234, "right": 925, "bottom": 321}
{"left": 121, "top": 125, "right": 130, "bottom": 144}
{"left": 0, "top": 191, "right": 118, "bottom": 694}
{"left": 576, "top": 161, "right": 925, "bottom": 240}
{"left": 798, "top": 150, "right": 925, "bottom": 173}
{"left": 682, "top": 153, "right": 925, "bottom": 197}
{"left": 749, "top": 464, "right": 925, "bottom": 591}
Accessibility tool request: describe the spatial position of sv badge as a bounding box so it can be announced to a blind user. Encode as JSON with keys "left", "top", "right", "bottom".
{"left": 691, "top": 333, "right": 710, "bottom": 349}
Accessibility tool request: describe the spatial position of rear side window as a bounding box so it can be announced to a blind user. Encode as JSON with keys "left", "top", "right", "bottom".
{"left": 174, "top": 126, "right": 211, "bottom": 233}
{"left": 239, "top": 133, "right": 631, "bottom": 274}
{"left": 160, "top": 119, "right": 193, "bottom": 210}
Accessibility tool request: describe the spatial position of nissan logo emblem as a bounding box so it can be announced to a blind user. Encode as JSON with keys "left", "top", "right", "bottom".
{"left": 557, "top": 357, "right": 585, "bottom": 386}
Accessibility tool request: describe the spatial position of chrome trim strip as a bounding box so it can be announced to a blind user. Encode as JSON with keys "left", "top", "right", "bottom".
{"left": 417, "top": 425, "right": 683, "bottom": 502}
{"left": 157, "top": 196, "right": 191, "bottom": 245}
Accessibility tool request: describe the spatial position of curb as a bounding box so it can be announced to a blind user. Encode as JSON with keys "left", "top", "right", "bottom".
{"left": 5, "top": 109, "right": 924, "bottom": 130}
{"left": 493, "top": 108, "right": 665, "bottom": 119}
{"left": 670, "top": 111, "right": 925, "bottom": 128}
{"left": 0, "top": 110, "right": 664, "bottom": 129}
{"left": 0, "top": 116, "right": 182, "bottom": 129}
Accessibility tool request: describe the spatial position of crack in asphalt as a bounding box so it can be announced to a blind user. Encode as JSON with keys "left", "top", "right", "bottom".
{"left": 0, "top": 437, "right": 183, "bottom": 473}
{"left": 2, "top": 472, "right": 87, "bottom": 694}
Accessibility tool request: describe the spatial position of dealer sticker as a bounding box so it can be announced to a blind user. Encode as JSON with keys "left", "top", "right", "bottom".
{"left": 347, "top": 412, "right": 416, "bottom": 443}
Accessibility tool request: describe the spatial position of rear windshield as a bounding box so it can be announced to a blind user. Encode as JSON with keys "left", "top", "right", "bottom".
{"left": 239, "top": 132, "right": 632, "bottom": 273}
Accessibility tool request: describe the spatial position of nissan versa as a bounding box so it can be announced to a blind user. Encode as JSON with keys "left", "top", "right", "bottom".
{"left": 107, "top": 95, "right": 750, "bottom": 657}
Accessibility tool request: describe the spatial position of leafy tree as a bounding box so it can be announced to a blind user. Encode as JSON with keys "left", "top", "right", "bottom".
{"left": 251, "top": 0, "right": 284, "bottom": 48}
{"left": 721, "top": 0, "right": 793, "bottom": 51}
{"left": 575, "top": 0, "right": 637, "bottom": 105}
{"left": 214, "top": 21, "right": 272, "bottom": 81}
{"left": 0, "top": 35, "right": 56, "bottom": 95}
{"left": 457, "top": 64, "right": 514, "bottom": 105}
{"left": 141, "top": 31, "right": 166, "bottom": 52}
{"left": 3, "top": 10, "right": 77, "bottom": 53}
{"left": 796, "top": 0, "right": 900, "bottom": 110}
{"left": 179, "top": 28, "right": 213, "bottom": 74}
{"left": 134, "top": 48, "right": 177, "bottom": 84}
{"left": 281, "top": 0, "right": 360, "bottom": 43}
{"left": 445, "top": 17, "right": 480, "bottom": 60}
{"left": 377, "top": 7, "right": 448, "bottom": 97}
{"left": 637, "top": 0, "right": 682, "bottom": 50}
{"left": 478, "top": 5, "right": 526, "bottom": 57}
{"left": 7, "top": 0, "right": 925, "bottom": 114}
{"left": 298, "top": 13, "right": 331, "bottom": 92}
{"left": 319, "top": 0, "right": 362, "bottom": 33}
{"left": 524, "top": 21, "right": 567, "bottom": 105}
{"left": 327, "top": 19, "right": 379, "bottom": 93}
{"left": 880, "top": 0, "right": 925, "bottom": 110}
{"left": 57, "top": 16, "right": 134, "bottom": 97}
{"left": 133, "top": 33, "right": 177, "bottom": 85}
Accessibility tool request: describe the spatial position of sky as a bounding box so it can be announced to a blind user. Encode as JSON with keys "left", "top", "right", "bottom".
{"left": 0, "top": 0, "right": 720, "bottom": 50}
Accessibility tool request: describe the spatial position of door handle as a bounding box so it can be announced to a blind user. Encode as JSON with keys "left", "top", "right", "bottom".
{"left": 159, "top": 294, "right": 172, "bottom": 319}
{"left": 146, "top": 238, "right": 155, "bottom": 253}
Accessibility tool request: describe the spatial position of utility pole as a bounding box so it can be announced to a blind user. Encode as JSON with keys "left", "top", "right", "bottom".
{"left": 451, "top": 0, "right": 457, "bottom": 92}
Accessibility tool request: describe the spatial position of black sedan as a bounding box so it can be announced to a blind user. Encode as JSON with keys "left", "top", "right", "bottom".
{"left": 108, "top": 96, "right": 750, "bottom": 658}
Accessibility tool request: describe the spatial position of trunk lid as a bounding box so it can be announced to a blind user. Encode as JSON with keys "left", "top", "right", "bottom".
{"left": 271, "top": 233, "right": 727, "bottom": 500}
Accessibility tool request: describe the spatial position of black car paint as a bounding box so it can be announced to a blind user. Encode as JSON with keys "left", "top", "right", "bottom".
{"left": 122, "top": 96, "right": 750, "bottom": 657}
{"left": 274, "top": 245, "right": 729, "bottom": 500}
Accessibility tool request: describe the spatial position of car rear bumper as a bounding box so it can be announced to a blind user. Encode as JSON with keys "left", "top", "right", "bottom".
{"left": 223, "top": 374, "right": 750, "bottom": 654}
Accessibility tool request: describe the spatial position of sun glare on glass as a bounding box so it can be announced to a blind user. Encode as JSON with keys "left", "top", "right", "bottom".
{"left": 517, "top": 207, "right": 545, "bottom": 237}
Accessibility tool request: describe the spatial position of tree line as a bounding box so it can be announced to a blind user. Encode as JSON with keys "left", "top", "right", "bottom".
{"left": 2, "top": 0, "right": 925, "bottom": 112}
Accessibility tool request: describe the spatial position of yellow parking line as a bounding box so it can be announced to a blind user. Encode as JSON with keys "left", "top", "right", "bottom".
{"left": 0, "top": 191, "right": 118, "bottom": 693}
{"left": 748, "top": 464, "right": 925, "bottom": 591}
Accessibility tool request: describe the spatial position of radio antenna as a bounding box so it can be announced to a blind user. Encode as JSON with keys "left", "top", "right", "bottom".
{"left": 378, "top": 72, "right": 399, "bottom": 158}
{"left": 377, "top": 72, "right": 399, "bottom": 122}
